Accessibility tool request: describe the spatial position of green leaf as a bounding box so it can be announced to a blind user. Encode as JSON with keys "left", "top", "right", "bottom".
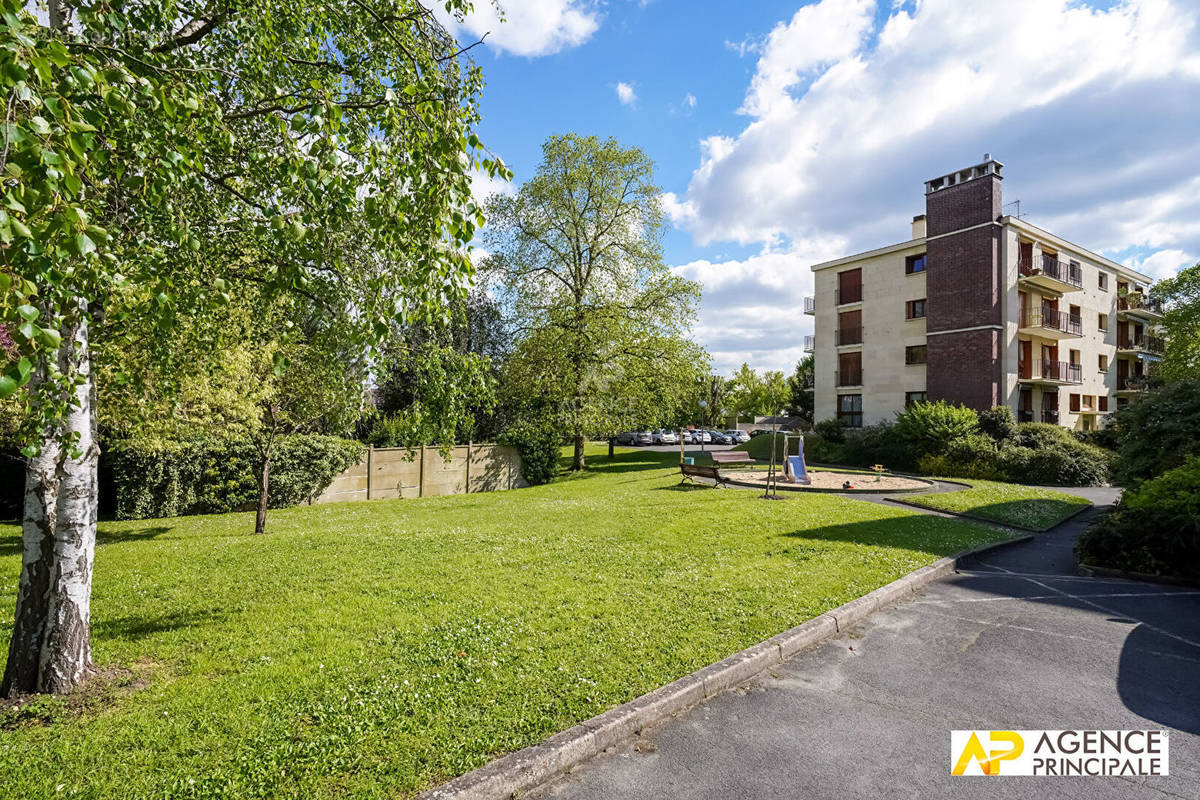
{"left": 29, "top": 116, "right": 51, "bottom": 136}
{"left": 0, "top": 375, "right": 17, "bottom": 398}
{"left": 17, "top": 304, "right": 38, "bottom": 321}
{"left": 37, "top": 327, "right": 62, "bottom": 348}
{"left": 73, "top": 232, "right": 96, "bottom": 255}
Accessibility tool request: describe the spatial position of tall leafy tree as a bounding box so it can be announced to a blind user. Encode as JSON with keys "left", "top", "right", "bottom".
{"left": 787, "top": 355, "right": 814, "bottom": 422}
{"left": 1153, "top": 262, "right": 1200, "bottom": 381}
{"left": 483, "top": 134, "right": 702, "bottom": 470}
{"left": 0, "top": 0, "right": 503, "bottom": 695}
{"left": 725, "top": 362, "right": 762, "bottom": 422}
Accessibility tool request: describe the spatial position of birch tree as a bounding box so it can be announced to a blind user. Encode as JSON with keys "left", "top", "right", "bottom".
{"left": 483, "top": 134, "right": 701, "bottom": 470}
{"left": 0, "top": 0, "right": 503, "bottom": 696}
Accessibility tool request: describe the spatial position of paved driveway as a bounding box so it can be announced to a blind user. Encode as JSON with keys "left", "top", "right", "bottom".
{"left": 535, "top": 498, "right": 1200, "bottom": 800}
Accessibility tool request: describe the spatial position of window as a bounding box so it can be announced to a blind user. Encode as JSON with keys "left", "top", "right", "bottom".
{"left": 837, "top": 351, "right": 862, "bottom": 386}
{"left": 1082, "top": 395, "right": 1095, "bottom": 411}
{"left": 905, "top": 253, "right": 926, "bottom": 275}
{"left": 1099, "top": 396, "right": 1109, "bottom": 412}
{"left": 905, "top": 391, "right": 926, "bottom": 407}
{"left": 905, "top": 345, "right": 927, "bottom": 365}
{"left": 905, "top": 299, "right": 927, "bottom": 319}
{"left": 1098, "top": 271, "right": 1108, "bottom": 291}
{"left": 837, "top": 268, "right": 862, "bottom": 305}
{"left": 1099, "top": 354, "right": 1108, "bottom": 372}
{"left": 1069, "top": 349, "right": 1081, "bottom": 366}
{"left": 1098, "top": 313, "right": 1108, "bottom": 331}
{"left": 837, "top": 394, "right": 863, "bottom": 428}
{"left": 1069, "top": 393, "right": 1081, "bottom": 413}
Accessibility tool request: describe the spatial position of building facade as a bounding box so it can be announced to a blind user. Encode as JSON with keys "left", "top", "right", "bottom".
{"left": 808, "top": 158, "right": 1162, "bottom": 430}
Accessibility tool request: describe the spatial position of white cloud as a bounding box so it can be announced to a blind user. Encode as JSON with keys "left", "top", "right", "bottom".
{"left": 615, "top": 81, "right": 637, "bottom": 106}
{"left": 435, "top": 0, "right": 601, "bottom": 58}
{"left": 684, "top": 92, "right": 697, "bottom": 108}
{"left": 469, "top": 167, "right": 516, "bottom": 207}
{"left": 669, "top": 0, "right": 1200, "bottom": 372}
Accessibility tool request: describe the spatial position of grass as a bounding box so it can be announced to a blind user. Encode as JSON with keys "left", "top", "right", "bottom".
{"left": 902, "top": 479, "right": 1091, "bottom": 531}
{"left": 0, "top": 445, "right": 1010, "bottom": 800}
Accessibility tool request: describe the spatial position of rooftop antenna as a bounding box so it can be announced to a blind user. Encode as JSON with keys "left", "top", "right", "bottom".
{"left": 1003, "top": 199, "right": 1024, "bottom": 220}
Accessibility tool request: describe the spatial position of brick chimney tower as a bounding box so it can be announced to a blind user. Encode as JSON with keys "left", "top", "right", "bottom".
{"left": 923, "top": 157, "right": 1005, "bottom": 411}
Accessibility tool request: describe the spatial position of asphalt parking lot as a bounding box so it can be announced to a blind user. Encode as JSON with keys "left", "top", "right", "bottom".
{"left": 535, "top": 501, "right": 1200, "bottom": 800}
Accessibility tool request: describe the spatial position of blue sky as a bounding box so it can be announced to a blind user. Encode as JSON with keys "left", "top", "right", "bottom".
{"left": 444, "top": 0, "right": 1200, "bottom": 375}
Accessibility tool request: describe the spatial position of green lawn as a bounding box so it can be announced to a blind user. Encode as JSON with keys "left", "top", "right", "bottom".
{"left": 902, "top": 480, "right": 1091, "bottom": 531}
{"left": 0, "top": 446, "right": 1008, "bottom": 799}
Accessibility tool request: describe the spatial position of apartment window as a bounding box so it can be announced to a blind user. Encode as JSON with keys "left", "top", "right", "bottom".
{"left": 1069, "top": 349, "right": 1081, "bottom": 366}
{"left": 905, "top": 299, "right": 927, "bottom": 319}
{"left": 905, "top": 253, "right": 926, "bottom": 275}
{"left": 837, "top": 351, "right": 863, "bottom": 386}
{"left": 905, "top": 345, "right": 927, "bottom": 365}
{"left": 837, "top": 394, "right": 863, "bottom": 428}
{"left": 1099, "top": 396, "right": 1109, "bottom": 413}
{"left": 1082, "top": 395, "right": 1095, "bottom": 411}
{"left": 1098, "top": 271, "right": 1108, "bottom": 291}
{"left": 1069, "top": 393, "right": 1081, "bottom": 413}
{"left": 1099, "top": 354, "right": 1108, "bottom": 372}
{"left": 837, "top": 268, "right": 863, "bottom": 305}
{"left": 1098, "top": 313, "right": 1108, "bottom": 331}
{"left": 905, "top": 391, "right": 927, "bottom": 407}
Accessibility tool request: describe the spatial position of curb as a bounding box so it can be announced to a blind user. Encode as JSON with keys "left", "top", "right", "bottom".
{"left": 417, "top": 533, "right": 1033, "bottom": 800}
{"left": 884, "top": 495, "right": 1093, "bottom": 533}
{"left": 1076, "top": 562, "right": 1200, "bottom": 588}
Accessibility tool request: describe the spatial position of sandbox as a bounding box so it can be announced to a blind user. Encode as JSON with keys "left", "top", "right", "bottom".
{"left": 721, "top": 469, "right": 935, "bottom": 493}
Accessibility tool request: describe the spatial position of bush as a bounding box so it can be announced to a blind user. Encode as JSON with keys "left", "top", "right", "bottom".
{"left": 1076, "top": 457, "right": 1200, "bottom": 580}
{"left": 841, "top": 422, "right": 915, "bottom": 471}
{"left": 893, "top": 400, "right": 979, "bottom": 458}
{"left": 813, "top": 418, "right": 846, "bottom": 444}
{"left": 498, "top": 421, "right": 561, "bottom": 486}
{"left": 978, "top": 406, "right": 1017, "bottom": 444}
{"left": 109, "top": 435, "right": 365, "bottom": 520}
{"left": 1112, "top": 379, "right": 1200, "bottom": 487}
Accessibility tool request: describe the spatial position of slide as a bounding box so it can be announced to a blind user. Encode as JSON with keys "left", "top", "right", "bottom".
{"left": 785, "top": 440, "right": 811, "bottom": 485}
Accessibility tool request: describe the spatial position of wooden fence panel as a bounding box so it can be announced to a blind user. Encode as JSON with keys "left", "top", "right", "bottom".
{"left": 310, "top": 444, "right": 524, "bottom": 504}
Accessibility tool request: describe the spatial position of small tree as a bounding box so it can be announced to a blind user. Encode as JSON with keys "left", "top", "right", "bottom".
{"left": 1152, "top": 262, "right": 1200, "bottom": 381}
{"left": 893, "top": 400, "right": 979, "bottom": 458}
{"left": 787, "top": 356, "right": 815, "bottom": 422}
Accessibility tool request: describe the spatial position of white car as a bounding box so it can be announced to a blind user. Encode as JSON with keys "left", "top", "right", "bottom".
{"left": 726, "top": 429, "right": 751, "bottom": 443}
{"left": 653, "top": 429, "right": 678, "bottom": 445}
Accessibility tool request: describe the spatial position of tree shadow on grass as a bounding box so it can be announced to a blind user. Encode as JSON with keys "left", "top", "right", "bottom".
{"left": 0, "top": 524, "right": 174, "bottom": 559}
{"left": 936, "top": 499, "right": 1088, "bottom": 531}
{"left": 93, "top": 608, "right": 227, "bottom": 641}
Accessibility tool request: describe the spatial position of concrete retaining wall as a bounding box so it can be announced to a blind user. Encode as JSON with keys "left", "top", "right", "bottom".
{"left": 310, "top": 444, "right": 526, "bottom": 504}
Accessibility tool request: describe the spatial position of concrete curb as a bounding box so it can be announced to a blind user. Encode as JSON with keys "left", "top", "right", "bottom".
{"left": 884, "top": 495, "right": 1093, "bottom": 533}
{"left": 416, "top": 533, "right": 1033, "bottom": 800}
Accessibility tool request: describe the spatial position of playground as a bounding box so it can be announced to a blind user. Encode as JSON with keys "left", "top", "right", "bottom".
{"left": 720, "top": 468, "right": 933, "bottom": 493}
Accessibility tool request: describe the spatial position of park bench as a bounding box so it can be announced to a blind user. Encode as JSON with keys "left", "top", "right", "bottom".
{"left": 710, "top": 451, "right": 753, "bottom": 465}
{"left": 679, "top": 463, "right": 732, "bottom": 487}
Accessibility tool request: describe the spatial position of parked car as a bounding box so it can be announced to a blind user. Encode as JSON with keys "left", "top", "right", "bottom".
{"left": 749, "top": 429, "right": 769, "bottom": 438}
{"left": 708, "top": 430, "right": 732, "bottom": 445}
{"left": 726, "top": 429, "right": 751, "bottom": 443}
{"left": 696, "top": 430, "right": 711, "bottom": 444}
{"left": 633, "top": 431, "right": 653, "bottom": 446}
{"left": 653, "top": 429, "right": 678, "bottom": 445}
{"left": 614, "top": 431, "right": 635, "bottom": 445}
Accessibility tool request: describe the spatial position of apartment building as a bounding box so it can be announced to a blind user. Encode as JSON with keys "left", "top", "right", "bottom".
{"left": 807, "top": 157, "right": 1162, "bottom": 431}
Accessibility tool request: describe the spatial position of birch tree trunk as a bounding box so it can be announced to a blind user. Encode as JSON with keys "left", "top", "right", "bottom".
{"left": 1, "top": 310, "right": 98, "bottom": 695}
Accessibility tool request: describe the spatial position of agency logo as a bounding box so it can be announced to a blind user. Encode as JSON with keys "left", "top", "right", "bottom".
{"left": 951, "top": 730, "right": 1169, "bottom": 777}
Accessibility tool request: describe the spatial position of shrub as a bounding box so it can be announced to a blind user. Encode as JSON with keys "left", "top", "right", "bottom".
{"left": 1076, "top": 457, "right": 1200, "bottom": 580}
{"left": 1111, "top": 379, "right": 1200, "bottom": 487}
{"left": 893, "top": 400, "right": 979, "bottom": 458}
{"left": 813, "top": 418, "right": 846, "bottom": 444}
{"left": 978, "top": 406, "right": 1017, "bottom": 444}
{"left": 109, "top": 435, "right": 365, "bottom": 520}
{"left": 1072, "top": 427, "right": 1119, "bottom": 451}
{"left": 841, "top": 422, "right": 915, "bottom": 471}
{"left": 1014, "top": 422, "right": 1076, "bottom": 450}
{"left": 1021, "top": 444, "right": 1110, "bottom": 487}
{"left": 801, "top": 433, "right": 844, "bottom": 465}
{"left": 498, "top": 421, "right": 561, "bottom": 486}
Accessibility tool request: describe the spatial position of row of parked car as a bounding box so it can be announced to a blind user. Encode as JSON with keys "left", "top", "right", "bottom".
{"left": 614, "top": 429, "right": 752, "bottom": 446}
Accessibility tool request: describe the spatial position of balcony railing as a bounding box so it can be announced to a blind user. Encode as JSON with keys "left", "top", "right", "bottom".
{"left": 1020, "top": 305, "right": 1082, "bottom": 336}
{"left": 1017, "top": 409, "right": 1034, "bottom": 423}
{"left": 803, "top": 296, "right": 815, "bottom": 314}
{"left": 1018, "top": 359, "right": 1083, "bottom": 384}
{"left": 1119, "top": 375, "right": 1151, "bottom": 392}
{"left": 1117, "top": 295, "right": 1164, "bottom": 315}
{"left": 803, "top": 334, "right": 814, "bottom": 352}
{"left": 835, "top": 326, "right": 863, "bottom": 346}
{"left": 1042, "top": 410, "right": 1060, "bottom": 425}
{"left": 1018, "top": 255, "right": 1083, "bottom": 288}
{"left": 1118, "top": 334, "right": 1165, "bottom": 354}
{"left": 835, "top": 286, "right": 863, "bottom": 305}
{"left": 835, "top": 369, "right": 863, "bottom": 387}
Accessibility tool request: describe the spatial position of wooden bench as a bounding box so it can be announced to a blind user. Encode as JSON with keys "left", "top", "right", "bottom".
{"left": 680, "top": 463, "right": 731, "bottom": 487}
{"left": 710, "top": 451, "right": 753, "bottom": 464}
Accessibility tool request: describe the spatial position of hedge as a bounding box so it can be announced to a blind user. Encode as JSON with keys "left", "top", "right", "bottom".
{"left": 109, "top": 435, "right": 365, "bottom": 520}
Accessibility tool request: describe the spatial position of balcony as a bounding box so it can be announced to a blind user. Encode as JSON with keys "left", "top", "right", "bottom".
{"left": 1116, "top": 375, "right": 1151, "bottom": 395}
{"left": 835, "top": 286, "right": 863, "bottom": 306}
{"left": 835, "top": 326, "right": 863, "bottom": 346}
{"left": 1018, "top": 306, "right": 1082, "bottom": 339}
{"left": 803, "top": 334, "right": 814, "bottom": 353}
{"left": 1117, "top": 294, "right": 1164, "bottom": 320}
{"left": 1017, "top": 409, "right": 1034, "bottom": 423}
{"left": 803, "top": 295, "right": 814, "bottom": 315}
{"left": 1018, "top": 254, "right": 1083, "bottom": 292}
{"left": 1042, "top": 409, "right": 1060, "bottom": 425}
{"left": 1018, "top": 359, "right": 1083, "bottom": 385}
{"left": 835, "top": 369, "right": 863, "bottom": 387}
{"left": 1117, "top": 334, "right": 1165, "bottom": 356}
